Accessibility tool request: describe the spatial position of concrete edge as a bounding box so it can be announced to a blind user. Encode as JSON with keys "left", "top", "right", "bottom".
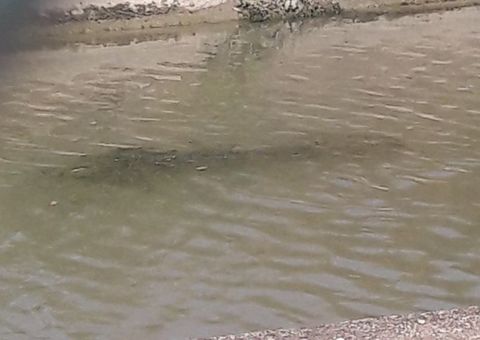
{"left": 199, "top": 306, "right": 480, "bottom": 339}
{"left": 37, "top": 1, "right": 238, "bottom": 26}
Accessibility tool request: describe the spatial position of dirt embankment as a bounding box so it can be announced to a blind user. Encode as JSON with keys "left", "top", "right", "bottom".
{"left": 13, "top": 0, "right": 480, "bottom": 43}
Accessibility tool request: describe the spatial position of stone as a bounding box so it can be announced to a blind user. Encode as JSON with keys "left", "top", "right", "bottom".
{"left": 233, "top": 0, "right": 342, "bottom": 22}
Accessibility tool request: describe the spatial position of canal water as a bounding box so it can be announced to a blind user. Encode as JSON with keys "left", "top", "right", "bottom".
{"left": 0, "top": 7, "right": 479, "bottom": 339}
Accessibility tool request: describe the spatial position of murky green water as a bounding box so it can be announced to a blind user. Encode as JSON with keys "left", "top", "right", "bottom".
{"left": 1, "top": 8, "right": 480, "bottom": 339}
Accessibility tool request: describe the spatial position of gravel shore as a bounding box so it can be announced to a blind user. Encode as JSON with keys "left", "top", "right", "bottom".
{"left": 201, "top": 306, "right": 480, "bottom": 339}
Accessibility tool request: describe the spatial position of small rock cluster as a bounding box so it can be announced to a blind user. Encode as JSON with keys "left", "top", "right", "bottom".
{"left": 233, "top": 0, "right": 342, "bottom": 22}
{"left": 61, "top": 2, "right": 180, "bottom": 22}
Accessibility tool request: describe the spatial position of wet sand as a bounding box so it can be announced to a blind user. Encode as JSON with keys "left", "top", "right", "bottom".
{"left": 203, "top": 306, "right": 480, "bottom": 339}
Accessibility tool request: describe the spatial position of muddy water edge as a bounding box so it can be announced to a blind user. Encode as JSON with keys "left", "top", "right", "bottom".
{"left": 1, "top": 7, "right": 480, "bottom": 339}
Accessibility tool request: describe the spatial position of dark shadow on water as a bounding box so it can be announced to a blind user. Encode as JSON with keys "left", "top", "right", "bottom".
{"left": 44, "top": 132, "right": 405, "bottom": 186}
{"left": 0, "top": 0, "right": 44, "bottom": 53}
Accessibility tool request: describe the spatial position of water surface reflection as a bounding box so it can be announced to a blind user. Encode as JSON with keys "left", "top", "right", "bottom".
{"left": 1, "top": 8, "right": 480, "bottom": 339}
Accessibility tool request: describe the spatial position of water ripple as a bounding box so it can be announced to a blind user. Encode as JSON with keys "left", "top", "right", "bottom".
{"left": 1, "top": 7, "right": 480, "bottom": 339}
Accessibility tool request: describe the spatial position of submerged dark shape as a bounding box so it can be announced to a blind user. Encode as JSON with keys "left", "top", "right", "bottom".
{"left": 234, "top": 0, "right": 342, "bottom": 22}
{"left": 52, "top": 132, "right": 404, "bottom": 185}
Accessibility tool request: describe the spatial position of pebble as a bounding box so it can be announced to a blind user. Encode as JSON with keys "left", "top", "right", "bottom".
{"left": 70, "top": 8, "right": 84, "bottom": 16}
